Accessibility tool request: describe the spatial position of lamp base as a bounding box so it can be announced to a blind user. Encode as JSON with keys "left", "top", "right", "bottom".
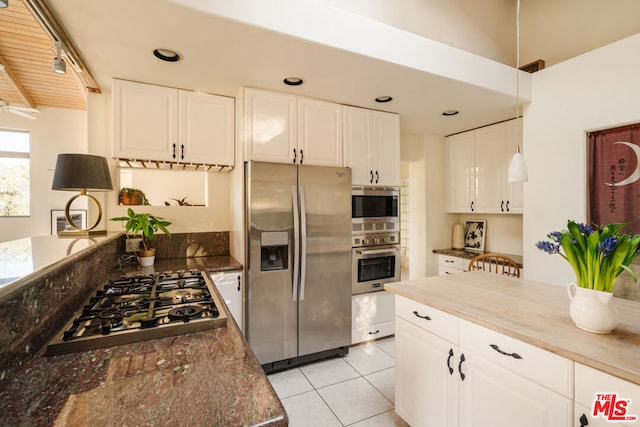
{"left": 57, "top": 229, "right": 107, "bottom": 237}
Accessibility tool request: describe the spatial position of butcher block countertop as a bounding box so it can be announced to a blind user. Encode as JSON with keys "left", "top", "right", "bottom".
{"left": 385, "top": 271, "right": 640, "bottom": 386}
{"left": 0, "top": 234, "right": 286, "bottom": 427}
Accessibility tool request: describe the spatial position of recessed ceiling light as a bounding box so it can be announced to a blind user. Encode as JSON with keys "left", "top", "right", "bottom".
{"left": 153, "top": 48, "right": 182, "bottom": 63}
{"left": 375, "top": 96, "right": 393, "bottom": 103}
{"left": 283, "top": 77, "right": 304, "bottom": 86}
{"left": 442, "top": 110, "right": 459, "bottom": 116}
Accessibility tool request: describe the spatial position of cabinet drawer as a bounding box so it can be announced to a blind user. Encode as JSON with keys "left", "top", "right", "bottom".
{"left": 575, "top": 363, "right": 640, "bottom": 410}
{"left": 352, "top": 291, "right": 395, "bottom": 329}
{"left": 438, "top": 265, "right": 463, "bottom": 276}
{"left": 460, "top": 319, "right": 573, "bottom": 397}
{"left": 438, "top": 255, "right": 465, "bottom": 270}
{"left": 396, "top": 295, "right": 458, "bottom": 344}
{"left": 352, "top": 320, "right": 395, "bottom": 344}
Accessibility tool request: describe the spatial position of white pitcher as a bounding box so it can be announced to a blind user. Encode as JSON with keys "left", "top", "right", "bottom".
{"left": 567, "top": 283, "right": 619, "bottom": 334}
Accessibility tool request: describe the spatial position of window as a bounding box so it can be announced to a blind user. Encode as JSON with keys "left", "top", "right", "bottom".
{"left": 0, "top": 130, "right": 30, "bottom": 217}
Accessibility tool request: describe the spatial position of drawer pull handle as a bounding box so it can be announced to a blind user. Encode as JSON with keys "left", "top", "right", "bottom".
{"left": 368, "top": 330, "right": 380, "bottom": 335}
{"left": 412, "top": 310, "right": 431, "bottom": 321}
{"left": 490, "top": 344, "right": 523, "bottom": 360}
{"left": 445, "top": 260, "right": 454, "bottom": 263}
{"left": 447, "top": 348, "right": 454, "bottom": 375}
{"left": 458, "top": 353, "right": 466, "bottom": 381}
{"left": 579, "top": 413, "right": 588, "bottom": 426}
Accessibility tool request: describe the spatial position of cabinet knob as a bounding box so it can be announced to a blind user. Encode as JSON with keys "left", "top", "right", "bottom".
{"left": 579, "top": 413, "right": 589, "bottom": 426}
{"left": 180, "top": 144, "right": 184, "bottom": 160}
{"left": 506, "top": 200, "right": 510, "bottom": 212}
{"left": 370, "top": 170, "right": 374, "bottom": 183}
{"left": 412, "top": 310, "right": 431, "bottom": 321}
{"left": 501, "top": 200, "right": 505, "bottom": 212}
{"left": 292, "top": 148, "right": 297, "bottom": 164}
{"left": 300, "top": 149, "right": 304, "bottom": 164}
{"left": 172, "top": 143, "right": 177, "bottom": 159}
{"left": 375, "top": 171, "right": 379, "bottom": 184}
{"left": 470, "top": 201, "right": 475, "bottom": 212}
{"left": 368, "top": 330, "right": 380, "bottom": 335}
{"left": 237, "top": 275, "right": 241, "bottom": 292}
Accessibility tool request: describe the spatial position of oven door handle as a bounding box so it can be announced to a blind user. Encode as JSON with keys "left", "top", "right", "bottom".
{"left": 356, "top": 247, "right": 399, "bottom": 255}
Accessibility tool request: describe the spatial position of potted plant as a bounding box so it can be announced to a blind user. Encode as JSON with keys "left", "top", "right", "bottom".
{"left": 536, "top": 220, "right": 640, "bottom": 333}
{"left": 119, "top": 187, "right": 149, "bottom": 205}
{"left": 110, "top": 208, "right": 172, "bottom": 266}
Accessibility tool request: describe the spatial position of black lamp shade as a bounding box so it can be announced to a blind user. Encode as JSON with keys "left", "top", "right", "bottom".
{"left": 52, "top": 154, "right": 113, "bottom": 191}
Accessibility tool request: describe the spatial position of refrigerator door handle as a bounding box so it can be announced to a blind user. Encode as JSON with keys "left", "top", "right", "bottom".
{"left": 292, "top": 185, "right": 300, "bottom": 302}
{"left": 299, "top": 185, "right": 307, "bottom": 301}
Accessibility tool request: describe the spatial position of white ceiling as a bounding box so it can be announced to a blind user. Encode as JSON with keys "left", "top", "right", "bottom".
{"left": 49, "top": 0, "right": 640, "bottom": 136}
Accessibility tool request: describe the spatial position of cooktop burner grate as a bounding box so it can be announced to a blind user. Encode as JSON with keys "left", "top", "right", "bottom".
{"left": 46, "top": 270, "right": 227, "bottom": 356}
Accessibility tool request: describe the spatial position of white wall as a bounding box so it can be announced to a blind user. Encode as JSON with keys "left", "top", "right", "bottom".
{"left": 0, "top": 107, "right": 87, "bottom": 242}
{"left": 524, "top": 33, "right": 640, "bottom": 286}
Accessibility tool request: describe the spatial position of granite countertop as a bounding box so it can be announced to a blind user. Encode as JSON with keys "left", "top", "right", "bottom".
{"left": 0, "top": 235, "right": 287, "bottom": 426}
{"left": 385, "top": 272, "right": 640, "bottom": 386}
{"left": 433, "top": 248, "right": 524, "bottom": 268}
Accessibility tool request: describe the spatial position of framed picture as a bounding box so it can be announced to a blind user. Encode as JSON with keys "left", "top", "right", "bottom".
{"left": 51, "top": 209, "right": 87, "bottom": 234}
{"left": 464, "top": 220, "right": 486, "bottom": 252}
{"left": 588, "top": 123, "right": 640, "bottom": 234}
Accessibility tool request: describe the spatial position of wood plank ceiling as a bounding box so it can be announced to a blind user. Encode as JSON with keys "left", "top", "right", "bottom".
{"left": 0, "top": 0, "right": 87, "bottom": 110}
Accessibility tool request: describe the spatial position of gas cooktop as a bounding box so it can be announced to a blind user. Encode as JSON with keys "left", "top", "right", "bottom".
{"left": 46, "top": 270, "right": 227, "bottom": 356}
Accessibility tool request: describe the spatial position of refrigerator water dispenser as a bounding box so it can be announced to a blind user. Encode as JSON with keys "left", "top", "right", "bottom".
{"left": 260, "top": 231, "right": 288, "bottom": 271}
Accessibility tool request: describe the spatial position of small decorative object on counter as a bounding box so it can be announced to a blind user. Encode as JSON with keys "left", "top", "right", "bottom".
{"left": 119, "top": 187, "right": 149, "bottom": 205}
{"left": 110, "top": 208, "right": 172, "bottom": 266}
{"left": 536, "top": 220, "right": 640, "bottom": 333}
{"left": 452, "top": 222, "right": 464, "bottom": 250}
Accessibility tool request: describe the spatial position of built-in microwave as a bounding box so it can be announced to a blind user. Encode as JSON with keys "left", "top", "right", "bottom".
{"left": 352, "top": 187, "right": 399, "bottom": 234}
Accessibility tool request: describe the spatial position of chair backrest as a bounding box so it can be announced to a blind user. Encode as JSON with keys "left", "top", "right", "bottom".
{"left": 468, "top": 253, "right": 520, "bottom": 277}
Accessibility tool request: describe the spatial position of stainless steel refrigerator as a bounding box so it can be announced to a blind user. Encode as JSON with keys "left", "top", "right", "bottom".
{"left": 245, "top": 161, "right": 352, "bottom": 372}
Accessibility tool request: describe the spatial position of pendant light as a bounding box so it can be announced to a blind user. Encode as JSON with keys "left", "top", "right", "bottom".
{"left": 507, "top": 0, "right": 529, "bottom": 183}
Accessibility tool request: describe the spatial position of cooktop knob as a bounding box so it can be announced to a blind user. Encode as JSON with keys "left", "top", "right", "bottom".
{"left": 373, "top": 238, "right": 380, "bottom": 244}
{"left": 362, "top": 238, "right": 370, "bottom": 245}
{"left": 383, "top": 236, "right": 390, "bottom": 243}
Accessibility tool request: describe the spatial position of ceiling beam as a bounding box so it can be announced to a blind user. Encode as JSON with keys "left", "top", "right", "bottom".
{"left": 0, "top": 54, "right": 36, "bottom": 108}
{"left": 22, "top": 0, "right": 101, "bottom": 94}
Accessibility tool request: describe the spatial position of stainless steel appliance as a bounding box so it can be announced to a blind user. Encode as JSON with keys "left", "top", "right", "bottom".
{"left": 351, "top": 186, "right": 400, "bottom": 294}
{"left": 46, "top": 270, "right": 227, "bottom": 356}
{"left": 245, "top": 161, "right": 352, "bottom": 372}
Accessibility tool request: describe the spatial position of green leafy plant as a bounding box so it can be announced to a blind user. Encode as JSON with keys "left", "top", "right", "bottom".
{"left": 536, "top": 220, "right": 640, "bottom": 292}
{"left": 110, "top": 208, "right": 171, "bottom": 251}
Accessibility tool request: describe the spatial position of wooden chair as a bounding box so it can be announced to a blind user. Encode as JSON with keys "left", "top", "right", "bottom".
{"left": 468, "top": 253, "right": 520, "bottom": 277}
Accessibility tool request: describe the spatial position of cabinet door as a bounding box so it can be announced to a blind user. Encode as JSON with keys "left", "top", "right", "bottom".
{"left": 446, "top": 131, "right": 475, "bottom": 212}
{"left": 395, "top": 317, "right": 458, "bottom": 427}
{"left": 112, "top": 79, "right": 177, "bottom": 161}
{"left": 344, "top": 106, "right": 374, "bottom": 185}
{"left": 209, "top": 271, "right": 243, "bottom": 331}
{"left": 458, "top": 349, "right": 572, "bottom": 427}
{"left": 505, "top": 119, "right": 524, "bottom": 213}
{"left": 372, "top": 111, "right": 401, "bottom": 186}
{"left": 474, "top": 123, "right": 506, "bottom": 213}
{"left": 179, "top": 90, "right": 235, "bottom": 166}
{"left": 245, "top": 88, "right": 297, "bottom": 163}
{"left": 298, "top": 97, "right": 343, "bottom": 167}
{"left": 352, "top": 291, "right": 395, "bottom": 344}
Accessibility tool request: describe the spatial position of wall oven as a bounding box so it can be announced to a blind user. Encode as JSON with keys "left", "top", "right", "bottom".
{"left": 352, "top": 186, "right": 399, "bottom": 234}
{"left": 352, "top": 240, "right": 400, "bottom": 294}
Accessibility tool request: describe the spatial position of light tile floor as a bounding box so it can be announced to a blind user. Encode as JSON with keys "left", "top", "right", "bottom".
{"left": 268, "top": 337, "right": 409, "bottom": 427}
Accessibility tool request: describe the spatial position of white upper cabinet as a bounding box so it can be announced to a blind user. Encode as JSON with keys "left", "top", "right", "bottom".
{"left": 113, "top": 79, "right": 178, "bottom": 162}
{"left": 446, "top": 131, "right": 476, "bottom": 212}
{"left": 446, "top": 119, "right": 522, "bottom": 214}
{"left": 112, "top": 79, "right": 235, "bottom": 166}
{"left": 344, "top": 106, "right": 400, "bottom": 186}
{"left": 245, "top": 88, "right": 343, "bottom": 167}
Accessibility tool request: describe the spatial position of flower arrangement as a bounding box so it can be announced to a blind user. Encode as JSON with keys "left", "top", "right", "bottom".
{"left": 536, "top": 220, "right": 640, "bottom": 292}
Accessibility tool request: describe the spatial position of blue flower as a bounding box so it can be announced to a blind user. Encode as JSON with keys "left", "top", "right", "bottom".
{"left": 536, "top": 241, "right": 560, "bottom": 254}
{"left": 598, "top": 236, "right": 618, "bottom": 257}
{"left": 577, "top": 223, "right": 594, "bottom": 235}
{"left": 548, "top": 231, "right": 563, "bottom": 242}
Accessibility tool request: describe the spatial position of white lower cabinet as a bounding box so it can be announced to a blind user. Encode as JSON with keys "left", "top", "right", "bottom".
{"left": 352, "top": 290, "right": 395, "bottom": 344}
{"left": 438, "top": 254, "right": 465, "bottom": 276}
{"left": 209, "top": 271, "right": 243, "bottom": 332}
{"left": 574, "top": 363, "right": 640, "bottom": 427}
{"left": 395, "top": 295, "right": 573, "bottom": 427}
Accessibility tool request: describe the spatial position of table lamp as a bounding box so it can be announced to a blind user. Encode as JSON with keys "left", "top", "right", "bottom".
{"left": 51, "top": 153, "right": 113, "bottom": 236}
